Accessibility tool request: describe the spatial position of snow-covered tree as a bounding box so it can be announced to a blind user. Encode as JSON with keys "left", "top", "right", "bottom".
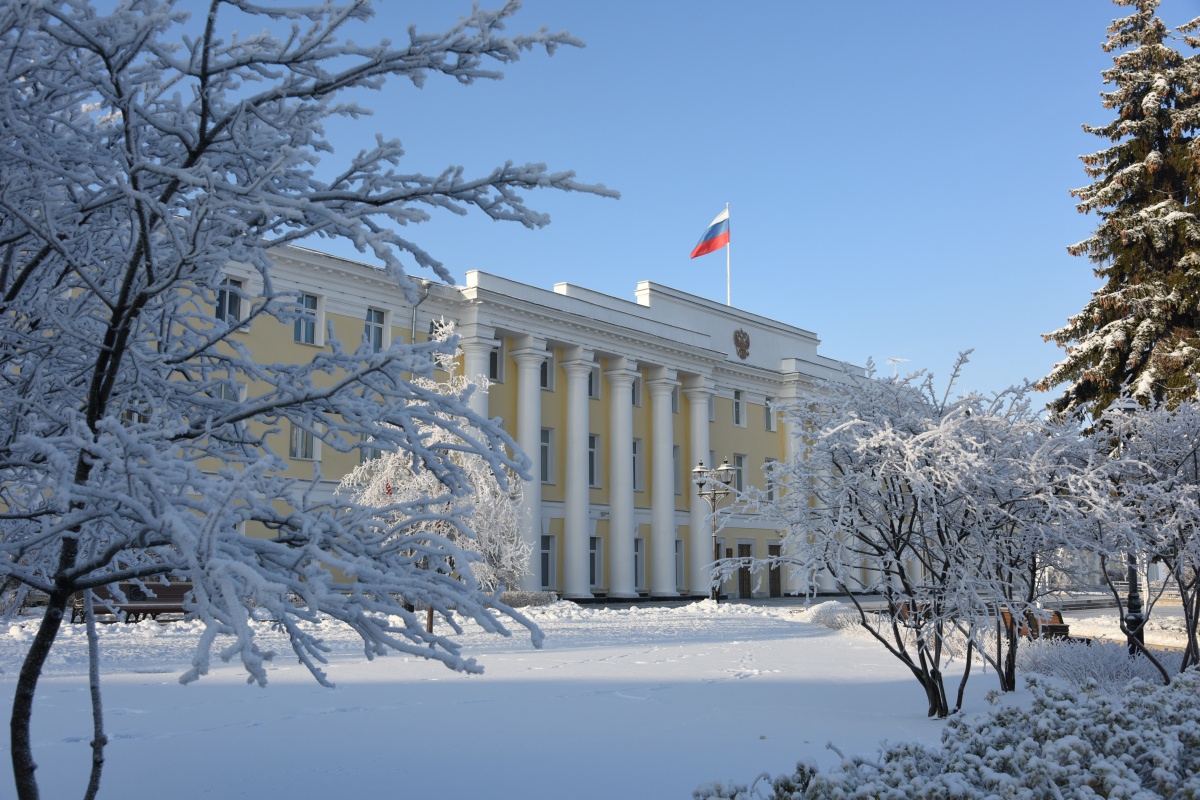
{"left": 1085, "top": 398, "right": 1200, "bottom": 673}
{"left": 339, "top": 324, "right": 532, "bottom": 595}
{"left": 0, "top": 2, "right": 613, "bottom": 797}
{"left": 757, "top": 356, "right": 1096, "bottom": 717}
{"left": 1039, "top": 0, "right": 1200, "bottom": 416}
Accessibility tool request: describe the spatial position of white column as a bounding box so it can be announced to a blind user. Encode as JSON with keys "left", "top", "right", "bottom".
{"left": 684, "top": 382, "right": 713, "bottom": 597}
{"left": 458, "top": 331, "right": 495, "bottom": 420}
{"left": 647, "top": 372, "right": 679, "bottom": 597}
{"left": 605, "top": 360, "right": 639, "bottom": 598}
{"left": 511, "top": 339, "right": 547, "bottom": 592}
{"left": 561, "top": 350, "right": 594, "bottom": 599}
{"left": 780, "top": 391, "right": 835, "bottom": 594}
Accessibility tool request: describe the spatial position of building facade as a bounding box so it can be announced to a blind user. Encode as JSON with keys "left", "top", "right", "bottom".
{"left": 233, "top": 246, "right": 853, "bottom": 599}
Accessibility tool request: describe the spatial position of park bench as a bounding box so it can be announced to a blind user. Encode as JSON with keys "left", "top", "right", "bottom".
{"left": 70, "top": 581, "right": 193, "bottom": 624}
{"left": 999, "top": 607, "right": 1075, "bottom": 641}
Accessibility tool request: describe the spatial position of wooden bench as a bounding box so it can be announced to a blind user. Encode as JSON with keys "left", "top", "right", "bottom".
{"left": 70, "top": 582, "right": 193, "bottom": 624}
{"left": 999, "top": 607, "right": 1073, "bottom": 641}
{"left": 894, "top": 600, "right": 938, "bottom": 625}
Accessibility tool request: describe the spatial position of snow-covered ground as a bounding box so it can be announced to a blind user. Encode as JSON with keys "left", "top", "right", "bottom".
{"left": 0, "top": 599, "right": 1180, "bottom": 798}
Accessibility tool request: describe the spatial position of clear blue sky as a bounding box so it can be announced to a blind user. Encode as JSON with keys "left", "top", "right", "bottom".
{"left": 301, "top": 1, "right": 1197, "bottom": 399}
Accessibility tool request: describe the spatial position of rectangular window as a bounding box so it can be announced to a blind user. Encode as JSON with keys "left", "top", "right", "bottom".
{"left": 360, "top": 434, "right": 383, "bottom": 465}
{"left": 364, "top": 308, "right": 386, "bottom": 353}
{"left": 634, "top": 537, "right": 646, "bottom": 591}
{"left": 216, "top": 277, "right": 243, "bottom": 325}
{"left": 675, "top": 540, "right": 686, "bottom": 592}
{"left": 540, "top": 534, "right": 557, "bottom": 591}
{"left": 764, "top": 396, "right": 777, "bottom": 431}
{"left": 632, "top": 438, "right": 644, "bottom": 492}
{"left": 294, "top": 293, "right": 319, "bottom": 345}
{"left": 540, "top": 353, "right": 555, "bottom": 390}
{"left": 289, "top": 424, "right": 317, "bottom": 460}
{"left": 733, "top": 454, "right": 746, "bottom": 493}
{"left": 587, "top": 366, "right": 601, "bottom": 399}
{"left": 631, "top": 376, "right": 642, "bottom": 407}
{"left": 733, "top": 390, "right": 744, "bottom": 427}
{"left": 540, "top": 428, "right": 555, "bottom": 484}
{"left": 673, "top": 445, "right": 682, "bottom": 495}
{"left": 671, "top": 385, "right": 680, "bottom": 414}
{"left": 764, "top": 457, "right": 777, "bottom": 502}
{"left": 588, "top": 434, "right": 601, "bottom": 488}
{"left": 589, "top": 536, "right": 603, "bottom": 589}
{"left": 213, "top": 380, "right": 241, "bottom": 402}
{"left": 488, "top": 342, "right": 505, "bottom": 383}
{"left": 120, "top": 407, "right": 149, "bottom": 426}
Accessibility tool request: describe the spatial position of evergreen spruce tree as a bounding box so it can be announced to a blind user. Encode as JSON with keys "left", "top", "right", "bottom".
{"left": 1038, "top": 0, "right": 1200, "bottom": 416}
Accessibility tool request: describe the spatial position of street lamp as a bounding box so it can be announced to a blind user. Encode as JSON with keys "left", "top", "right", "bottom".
{"left": 692, "top": 458, "right": 736, "bottom": 602}
{"left": 1112, "top": 397, "right": 1145, "bottom": 655}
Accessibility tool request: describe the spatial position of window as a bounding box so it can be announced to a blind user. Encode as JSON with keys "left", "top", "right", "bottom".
{"left": 764, "top": 457, "right": 777, "bottom": 502}
{"left": 294, "top": 293, "right": 319, "bottom": 345}
{"left": 360, "top": 434, "right": 383, "bottom": 465}
{"left": 589, "top": 536, "right": 603, "bottom": 589}
{"left": 540, "top": 353, "right": 555, "bottom": 390}
{"left": 733, "top": 454, "right": 746, "bottom": 492}
{"left": 634, "top": 538, "right": 646, "bottom": 591}
{"left": 540, "top": 534, "right": 557, "bottom": 591}
{"left": 632, "top": 438, "right": 644, "bottom": 491}
{"left": 488, "top": 342, "right": 504, "bottom": 383}
{"left": 290, "top": 424, "right": 317, "bottom": 460}
{"left": 673, "top": 445, "right": 682, "bottom": 495}
{"left": 675, "top": 540, "right": 686, "bottom": 592}
{"left": 733, "top": 390, "right": 744, "bottom": 427}
{"left": 364, "top": 308, "right": 386, "bottom": 353}
{"left": 120, "top": 407, "right": 149, "bottom": 425}
{"left": 540, "top": 428, "right": 554, "bottom": 484}
{"left": 587, "top": 366, "right": 601, "bottom": 399}
{"left": 588, "top": 434, "right": 601, "bottom": 488}
{"left": 213, "top": 380, "right": 241, "bottom": 402}
{"left": 764, "top": 396, "right": 777, "bottom": 431}
{"left": 216, "top": 277, "right": 243, "bottom": 325}
{"left": 671, "top": 385, "right": 680, "bottom": 414}
{"left": 631, "top": 376, "right": 642, "bottom": 407}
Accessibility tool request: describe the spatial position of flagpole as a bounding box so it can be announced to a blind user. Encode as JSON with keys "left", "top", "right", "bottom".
{"left": 725, "top": 202, "right": 731, "bottom": 306}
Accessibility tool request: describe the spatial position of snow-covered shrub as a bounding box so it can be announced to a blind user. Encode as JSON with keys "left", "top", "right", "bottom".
{"left": 695, "top": 670, "right": 1200, "bottom": 800}
{"left": 796, "top": 602, "right": 859, "bottom": 630}
{"left": 1018, "top": 638, "right": 1184, "bottom": 693}
{"left": 499, "top": 591, "right": 558, "bottom": 608}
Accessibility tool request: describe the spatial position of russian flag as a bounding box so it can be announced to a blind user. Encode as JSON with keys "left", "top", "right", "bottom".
{"left": 690, "top": 208, "right": 730, "bottom": 259}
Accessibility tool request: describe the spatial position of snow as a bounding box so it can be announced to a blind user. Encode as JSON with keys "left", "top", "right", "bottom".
{"left": 0, "top": 599, "right": 1184, "bottom": 798}
{"left": 1, "top": 600, "right": 1001, "bottom": 799}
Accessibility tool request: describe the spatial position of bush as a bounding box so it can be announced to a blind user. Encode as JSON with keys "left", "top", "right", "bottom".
{"left": 795, "top": 601, "right": 859, "bottom": 630}
{"left": 695, "top": 669, "right": 1200, "bottom": 799}
{"left": 1018, "top": 638, "right": 1183, "bottom": 693}
{"left": 498, "top": 591, "right": 558, "bottom": 608}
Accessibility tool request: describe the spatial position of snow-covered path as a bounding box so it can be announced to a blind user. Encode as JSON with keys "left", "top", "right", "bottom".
{"left": 1, "top": 601, "right": 986, "bottom": 799}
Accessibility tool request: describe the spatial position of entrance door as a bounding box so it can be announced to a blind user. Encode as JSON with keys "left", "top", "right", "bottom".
{"left": 737, "top": 543, "right": 752, "bottom": 598}
{"left": 768, "top": 544, "right": 782, "bottom": 598}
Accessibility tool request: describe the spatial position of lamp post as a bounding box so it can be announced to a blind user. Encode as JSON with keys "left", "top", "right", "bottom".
{"left": 1112, "top": 397, "right": 1145, "bottom": 655}
{"left": 692, "top": 458, "right": 735, "bottom": 602}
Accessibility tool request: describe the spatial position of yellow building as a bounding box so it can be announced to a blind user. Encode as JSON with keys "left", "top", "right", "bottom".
{"left": 232, "top": 245, "right": 853, "bottom": 600}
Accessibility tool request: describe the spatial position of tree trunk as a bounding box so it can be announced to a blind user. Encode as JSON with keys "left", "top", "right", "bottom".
{"left": 83, "top": 592, "right": 108, "bottom": 800}
{"left": 954, "top": 639, "right": 974, "bottom": 714}
{"left": 10, "top": 590, "right": 70, "bottom": 800}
